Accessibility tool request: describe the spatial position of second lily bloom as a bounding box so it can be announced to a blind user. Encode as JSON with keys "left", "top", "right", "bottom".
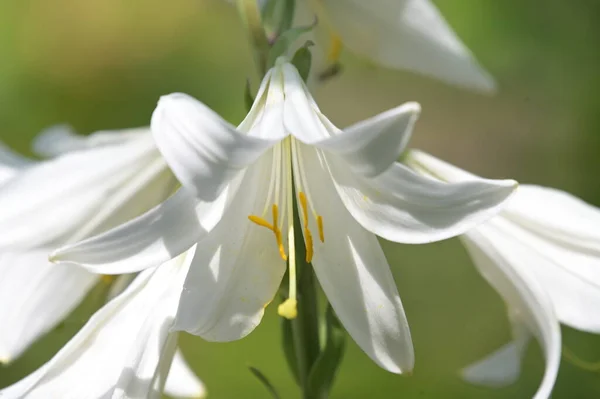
{"left": 51, "top": 59, "right": 517, "bottom": 373}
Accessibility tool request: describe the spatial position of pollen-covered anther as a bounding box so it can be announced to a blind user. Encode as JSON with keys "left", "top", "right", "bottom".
{"left": 327, "top": 33, "right": 343, "bottom": 63}
{"left": 298, "top": 192, "right": 315, "bottom": 262}
{"left": 101, "top": 275, "right": 115, "bottom": 284}
{"left": 248, "top": 204, "right": 287, "bottom": 261}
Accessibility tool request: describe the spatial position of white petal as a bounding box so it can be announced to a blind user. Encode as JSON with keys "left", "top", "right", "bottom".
{"left": 461, "top": 323, "right": 531, "bottom": 387}
{"left": 505, "top": 185, "right": 600, "bottom": 253}
{"left": 486, "top": 217, "right": 600, "bottom": 333}
{"left": 405, "top": 149, "right": 480, "bottom": 182}
{"left": 328, "top": 158, "right": 517, "bottom": 243}
{"left": 297, "top": 145, "right": 413, "bottom": 373}
{"left": 320, "top": 0, "right": 495, "bottom": 91}
{"left": 0, "top": 251, "right": 195, "bottom": 399}
{"left": 0, "top": 250, "right": 97, "bottom": 363}
{"left": 0, "top": 141, "right": 33, "bottom": 184}
{"left": 0, "top": 135, "right": 157, "bottom": 249}
{"left": 164, "top": 349, "right": 207, "bottom": 399}
{"left": 32, "top": 125, "right": 148, "bottom": 157}
{"left": 174, "top": 155, "right": 286, "bottom": 341}
{"left": 282, "top": 63, "right": 421, "bottom": 176}
{"left": 151, "top": 92, "right": 283, "bottom": 200}
{"left": 462, "top": 225, "right": 561, "bottom": 399}
{"left": 51, "top": 186, "right": 230, "bottom": 274}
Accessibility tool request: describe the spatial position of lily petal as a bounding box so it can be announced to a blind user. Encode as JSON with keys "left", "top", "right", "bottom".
{"left": 0, "top": 135, "right": 157, "bottom": 249}
{"left": 320, "top": 0, "right": 495, "bottom": 91}
{"left": 461, "top": 224, "right": 561, "bottom": 399}
{"left": 0, "top": 251, "right": 195, "bottom": 399}
{"left": 0, "top": 250, "right": 97, "bottom": 363}
{"left": 461, "top": 319, "right": 531, "bottom": 387}
{"left": 328, "top": 158, "right": 517, "bottom": 244}
{"left": 298, "top": 145, "right": 414, "bottom": 373}
{"left": 51, "top": 185, "right": 230, "bottom": 274}
{"left": 174, "top": 155, "right": 286, "bottom": 341}
{"left": 0, "top": 141, "right": 32, "bottom": 184}
{"left": 32, "top": 125, "right": 148, "bottom": 157}
{"left": 282, "top": 63, "right": 421, "bottom": 176}
{"left": 164, "top": 349, "right": 207, "bottom": 399}
{"left": 484, "top": 218, "right": 600, "bottom": 333}
{"left": 151, "top": 93, "right": 283, "bottom": 200}
{"left": 505, "top": 185, "right": 600, "bottom": 253}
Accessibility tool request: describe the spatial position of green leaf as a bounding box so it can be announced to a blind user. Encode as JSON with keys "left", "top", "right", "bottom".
{"left": 267, "top": 20, "right": 316, "bottom": 68}
{"left": 248, "top": 366, "right": 282, "bottom": 399}
{"left": 244, "top": 79, "right": 255, "bottom": 112}
{"left": 291, "top": 41, "right": 314, "bottom": 82}
{"left": 281, "top": 312, "right": 301, "bottom": 386}
{"left": 306, "top": 305, "right": 346, "bottom": 399}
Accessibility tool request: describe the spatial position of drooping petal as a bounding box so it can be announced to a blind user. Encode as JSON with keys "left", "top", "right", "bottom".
{"left": 461, "top": 319, "right": 531, "bottom": 387}
{"left": 174, "top": 154, "right": 286, "bottom": 341}
{"left": 0, "top": 250, "right": 97, "bottom": 363}
{"left": 296, "top": 145, "right": 413, "bottom": 373}
{"left": 0, "top": 251, "right": 195, "bottom": 399}
{"left": 327, "top": 157, "right": 517, "bottom": 244}
{"left": 51, "top": 185, "right": 230, "bottom": 275}
{"left": 151, "top": 92, "right": 284, "bottom": 200}
{"left": 318, "top": 0, "right": 495, "bottom": 91}
{"left": 484, "top": 218, "right": 600, "bottom": 333}
{"left": 505, "top": 185, "right": 600, "bottom": 253}
{"left": 32, "top": 125, "right": 148, "bottom": 157}
{"left": 164, "top": 349, "right": 207, "bottom": 399}
{"left": 461, "top": 224, "right": 561, "bottom": 399}
{"left": 0, "top": 135, "right": 158, "bottom": 249}
{"left": 282, "top": 63, "right": 421, "bottom": 176}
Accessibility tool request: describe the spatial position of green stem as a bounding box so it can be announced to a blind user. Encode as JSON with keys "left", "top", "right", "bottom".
{"left": 290, "top": 190, "right": 321, "bottom": 398}
{"left": 235, "top": 0, "right": 270, "bottom": 76}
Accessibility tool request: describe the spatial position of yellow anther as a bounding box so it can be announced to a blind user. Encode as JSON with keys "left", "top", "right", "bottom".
{"left": 248, "top": 215, "right": 274, "bottom": 230}
{"left": 298, "top": 192, "right": 309, "bottom": 227}
{"left": 327, "top": 33, "right": 343, "bottom": 63}
{"left": 249, "top": 207, "right": 287, "bottom": 261}
{"left": 304, "top": 227, "right": 314, "bottom": 263}
{"left": 275, "top": 229, "right": 287, "bottom": 261}
{"left": 317, "top": 215, "right": 324, "bottom": 242}
{"left": 101, "top": 275, "right": 115, "bottom": 284}
{"left": 278, "top": 298, "right": 298, "bottom": 320}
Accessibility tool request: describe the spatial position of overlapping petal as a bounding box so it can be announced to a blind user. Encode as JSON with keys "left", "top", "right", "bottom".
{"left": 327, "top": 158, "right": 517, "bottom": 244}
{"left": 0, "top": 141, "right": 32, "bottom": 184}
{"left": 165, "top": 350, "right": 207, "bottom": 399}
{"left": 174, "top": 154, "right": 286, "bottom": 341}
{"left": 0, "top": 250, "right": 97, "bottom": 363}
{"left": 0, "top": 251, "right": 198, "bottom": 399}
{"left": 316, "top": 0, "right": 495, "bottom": 91}
{"left": 297, "top": 145, "right": 414, "bottom": 373}
{"left": 151, "top": 93, "right": 283, "bottom": 200}
{"left": 0, "top": 135, "right": 157, "bottom": 249}
{"left": 282, "top": 63, "right": 421, "bottom": 176}
{"left": 461, "top": 225, "right": 560, "bottom": 399}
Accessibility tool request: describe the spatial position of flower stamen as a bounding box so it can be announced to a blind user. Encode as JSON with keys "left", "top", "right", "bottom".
{"left": 328, "top": 33, "right": 343, "bottom": 63}
{"left": 248, "top": 204, "right": 287, "bottom": 261}
{"left": 298, "top": 192, "right": 314, "bottom": 263}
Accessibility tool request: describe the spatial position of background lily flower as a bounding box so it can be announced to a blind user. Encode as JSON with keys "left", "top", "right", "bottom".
{"left": 406, "top": 149, "right": 600, "bottom": 398}
{"left": 52, "top": 60, "right": 517, "bottom": 374}
{"left": 0, "top": 127, "right": 180, "bottom": 363}
{"left": 0, "top": 249, "right": 206, "bottom": 399}
{"left": 294, "top": 0, "right": 495, "bottom": 91}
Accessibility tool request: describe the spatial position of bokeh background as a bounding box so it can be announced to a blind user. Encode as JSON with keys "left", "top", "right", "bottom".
{"left": 1, "top": 0, "right": 600, "bottom": 397}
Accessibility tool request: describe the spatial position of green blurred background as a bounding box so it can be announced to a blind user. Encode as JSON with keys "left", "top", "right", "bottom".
{"left": 1, "top": 0, "right": 600, "bottom": 397}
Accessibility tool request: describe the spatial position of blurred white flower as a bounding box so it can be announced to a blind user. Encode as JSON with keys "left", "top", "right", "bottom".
{"left": 406, "top": 150, "right": 600, "bottom": 398}
{"left": 0, "top": 249, "right": 206, "bottom": 399}
{"left": 0, "top": 128, "right": 203, "bottom": 397}
{"left": 294, "top": 0, "right": 495, "bottom": 91}
{"left": 52, "top": 60, "right": 516, "bottom": 373}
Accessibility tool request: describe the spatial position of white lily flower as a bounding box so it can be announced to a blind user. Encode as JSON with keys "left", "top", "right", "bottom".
{"left": 52, "top": 60, "right": 516, "bottom": 373}
{"left": 404, "top": 149, "right": 600, "bottom": 398}
{"left": 294, "top": 0, "right": 495, "bottom": 91}
{"left": 0, "top": 129, "right": 203, "bottom": 396}
{"left": 0, "top": 249, "right": 206, "bottom": 399}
